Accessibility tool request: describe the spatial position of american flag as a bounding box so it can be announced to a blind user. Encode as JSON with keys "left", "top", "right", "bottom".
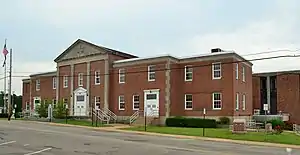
{"left": 2, "top": 40, "right": 8, "bottom": 67}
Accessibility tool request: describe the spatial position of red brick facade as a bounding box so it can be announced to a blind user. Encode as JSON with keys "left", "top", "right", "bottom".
{"left": 22, "top": 39, "right": 253, "bottom": 121}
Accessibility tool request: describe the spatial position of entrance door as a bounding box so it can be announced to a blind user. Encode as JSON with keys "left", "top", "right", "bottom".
{"left": 74, "top": 94, "right": 86, "bottom": 116}
{"left": 144, "top": 90, "right": 159, "bottom": 116}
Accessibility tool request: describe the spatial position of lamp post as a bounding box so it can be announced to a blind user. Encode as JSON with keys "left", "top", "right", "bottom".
{"left": 65, "top": 104, "right": 68, "bottom": 124}
{"left": 203, "top": 108, "right": 206, "bottom": 136}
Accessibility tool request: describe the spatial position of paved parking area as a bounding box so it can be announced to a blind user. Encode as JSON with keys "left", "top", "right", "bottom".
{"left": 0, "top": 120, "right": 299, "bottom": 155}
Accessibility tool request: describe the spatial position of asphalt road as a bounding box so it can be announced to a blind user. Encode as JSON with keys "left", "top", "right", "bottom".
{"left": 0, "top": 120, "right": 298, "bottom": 155}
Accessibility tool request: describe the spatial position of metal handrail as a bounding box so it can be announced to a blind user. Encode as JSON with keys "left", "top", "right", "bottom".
{"left": 103, "top": 107, "right": 117, "bottom": 123}
{"left": 129, "top": 110, "right": 141, "bottom": 124}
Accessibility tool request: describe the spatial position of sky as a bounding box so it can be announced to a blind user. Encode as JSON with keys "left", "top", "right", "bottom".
{"left": 0, "top": 0, "right": 300, "bottom": 95}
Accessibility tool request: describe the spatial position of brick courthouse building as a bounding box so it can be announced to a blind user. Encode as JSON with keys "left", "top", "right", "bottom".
{"left": 22, "top": 39, "right": 253, "bottom": 123}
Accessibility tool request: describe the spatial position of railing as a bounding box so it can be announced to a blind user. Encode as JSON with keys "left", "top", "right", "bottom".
{"left": 293, "top": 124, "right": 300, "bottom": 136}
{"left": 129, "top": 110, "right": 142, "bottom": 125}
{"left": 92, "top": 108, "right": 110, "bottom": 124}
{"left": 102, "top": 107, "right": 117, "bottom": 123}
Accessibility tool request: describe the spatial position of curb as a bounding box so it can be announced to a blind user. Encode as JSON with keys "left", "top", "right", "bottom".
{"left": 16, "top": 120, "right": 300, "bottom": 150}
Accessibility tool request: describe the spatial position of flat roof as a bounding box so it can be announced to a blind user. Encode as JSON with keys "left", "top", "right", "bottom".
{"left": 253, "top": 69, "right": 300, "bottom": 76}
{"left": 29, "top": 71, "right": 56, "bottom": 77}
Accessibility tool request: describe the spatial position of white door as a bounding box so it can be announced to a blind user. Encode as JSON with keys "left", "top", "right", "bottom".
{"left": 144, "top": 90, "right": 159, "bottom": 116}
{"left": 74, "top": 94, "right": 86, "bottom": 116}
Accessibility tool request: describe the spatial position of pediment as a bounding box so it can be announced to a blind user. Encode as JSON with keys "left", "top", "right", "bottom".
{"left": 54, "top": 39, "right": 107, "bottom": 62}
{"left": 74, "top": 87, "right": 87, "bottom": 94}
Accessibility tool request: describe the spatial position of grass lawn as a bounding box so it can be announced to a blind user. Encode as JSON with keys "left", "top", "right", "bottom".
{"left": 53, "top": 119, "right": 111, "bottom": 127}
{"left": 123, "top": 126, "right": 300, "bottom": 145}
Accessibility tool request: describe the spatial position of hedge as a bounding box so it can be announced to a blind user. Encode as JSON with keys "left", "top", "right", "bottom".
{"left": 165, "top": 117, "right": 217, "bottom": 128}
{"left": 0, "top": 113, "right": 8, "bottom": 118}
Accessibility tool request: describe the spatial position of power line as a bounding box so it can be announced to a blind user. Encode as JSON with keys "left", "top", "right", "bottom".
{"left": 3, "top": 54, "right": 300, "bottom": 80}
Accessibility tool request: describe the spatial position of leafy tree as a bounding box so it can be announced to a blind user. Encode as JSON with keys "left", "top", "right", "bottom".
{"left": 53, "top": 100, "right": 67, "bottom": 119}
{"left": 36, "top": 99, "right": 51, "bottom": 118}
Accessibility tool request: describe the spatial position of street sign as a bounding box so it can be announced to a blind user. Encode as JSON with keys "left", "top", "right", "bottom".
{"left": 263, "top": 104, "right": 268, "bottom": 111}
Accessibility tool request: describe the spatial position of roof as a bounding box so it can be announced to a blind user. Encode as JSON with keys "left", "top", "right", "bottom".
{"left": 22, "top": 78, "right": 30, "bottom": 82}
{"left": 114, "top": 50, "right": 252, "bottom": 66}
{"left": 253, "top": 69, "right": 300, "bottom": 76}
{"left": 29, "top": 71, "right": 56, "bottom": 77}
{"left": 54, "top": 39, "right": 138, "bottom": 62}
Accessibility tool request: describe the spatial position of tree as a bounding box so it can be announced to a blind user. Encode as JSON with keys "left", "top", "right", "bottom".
{"left": 53, "top": 100, "right": 67, "bottom": 119}
{"left": 36, "top": 99, "right": 51, "bottom": 118}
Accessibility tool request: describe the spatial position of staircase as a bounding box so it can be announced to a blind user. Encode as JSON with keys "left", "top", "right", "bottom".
{"left": 102, "top": 107, "right": 117, "bottom": 123}
{"left": 129, "top": 109, "right": 159, "bottom": 125}
{"left": 92, "top": 108, "right": 110, "bottom": 124}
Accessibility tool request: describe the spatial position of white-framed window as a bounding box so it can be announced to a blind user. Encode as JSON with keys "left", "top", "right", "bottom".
{"left": 119, "top": 95, "right": 125, "bottom": 110}
{"left": 63, "top": 75, "right": 68, "bottom": 88}
{"left": 235, "top": 63, "right": 239, "bottom": 80}
{"left": 63, "top": 98, "right": 68, "bottom": 108}
{"left": 78, "top": 73, "right": 83, "bottom": 86}
{"left": 132, "top": 95, "right": 139, "bottom": 110}
{"left": 148, "top": 65, "right": 155, "bottom": 81}
{"left": 119, "top": 68, "right": 125, "bottom": 83}
{"left": 236, "top": 93, "right": 239, "bottom": 110}
{"left": 212, "top": 92, "right": 222, "bottom": 110}
{"left": 95, "top": 96, "right": 101, "bottom": 110}
{"left": 185, "top": 94, "right": 193, "bottom": 110}
{"left": 52, "top": 99, "right": 57, "bottom": 108}
{"left": 26, "top": 102, "right": 30, "bottom": 111}
{"left": 212, "top": 62, "right": 221, "bottom": 79}
{"left": 95, "top": 71, "right": 100, "bottom": 85}
{"left": 242, "top": 94, "right": 246, "bottom": 110}
{"left": 185, "top": 66, "right": 193, "bottom": 81}
{"left": 242, "top": 66, "right": 245, "bottom": 82}
{"left": 36, "top": 79, "right": 40, "bottom": 91}
{"left": 52, "top": 77, "right": 57, "bottom": 89}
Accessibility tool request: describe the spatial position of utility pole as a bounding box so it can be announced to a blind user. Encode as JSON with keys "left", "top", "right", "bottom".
{"left": 3, "top": 39, "right": 7, "bottom": 113}
{"left": 7, "top": 48, "right": 12, "bottom": 120}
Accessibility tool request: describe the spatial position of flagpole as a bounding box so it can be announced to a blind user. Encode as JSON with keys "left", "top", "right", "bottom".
{"left": 7, "top": 48, "right": 12, "bottom": 120}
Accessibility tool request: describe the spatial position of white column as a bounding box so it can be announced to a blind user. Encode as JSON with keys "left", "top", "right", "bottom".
{"left": 104, "top": 59, "right": 109, "bottom": 110}
{"left": 86, "top": 62, "right": 90, "bottom": 116}
{"left": 70, "top": 64, "right": 74, "bottom": 116}
{"left": 266, "top": 76, "right": 271, "bottom": 114}
{"left": 165, "top": 59, "right": 171, "bottom": 117}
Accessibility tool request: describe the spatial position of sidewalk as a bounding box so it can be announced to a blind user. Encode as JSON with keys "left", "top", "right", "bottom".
{"left": 42, "top": 122, "right": 300, "bottom": 150}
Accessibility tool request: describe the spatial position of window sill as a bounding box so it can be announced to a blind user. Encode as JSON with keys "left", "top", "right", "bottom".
{"left": 95, "top": 83, "right": 100, "bottom": 85}
{"left": 212, "top": 77, "right": 222, "bottom": 80}
{"left": 185, "top": 108, "right": 193, "bottom": 110}
{"left": 212, "top": 108, "right": 221, "bottom": 110}
{"left": 119, "top": 109, "right": 125, "bottom": 111}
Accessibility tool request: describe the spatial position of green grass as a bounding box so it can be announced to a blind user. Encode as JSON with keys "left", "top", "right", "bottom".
{"left": 123, "top": 126, "right": 300, "bottom": 145}
{"left": 54, "top": 119, "right": 110, "bottom": 127}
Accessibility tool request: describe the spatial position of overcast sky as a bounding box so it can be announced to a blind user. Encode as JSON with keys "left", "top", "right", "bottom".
{"left": 0, "top": 0, "right": 300, "bottom": 95}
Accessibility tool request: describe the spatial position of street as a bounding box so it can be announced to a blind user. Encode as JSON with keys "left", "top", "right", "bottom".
{"left": 0, "top": 120, "right": 298, "bottom": 155}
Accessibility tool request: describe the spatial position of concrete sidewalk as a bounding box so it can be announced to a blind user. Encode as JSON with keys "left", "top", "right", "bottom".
{"left": 18, "top": 120, "right": 300, "bottom": 150}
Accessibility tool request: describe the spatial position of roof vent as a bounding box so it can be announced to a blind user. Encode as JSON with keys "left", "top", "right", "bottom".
{"left": 211, "top": 48, "right": 223, "bottom": 53}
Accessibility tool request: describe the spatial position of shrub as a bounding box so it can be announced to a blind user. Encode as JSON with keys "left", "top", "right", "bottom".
{"left": 165, "top": 117, "right": 217, "bottom": 128}
{"left": 284, "top": 121, "right": 294, "bottom": 131}
{"left": 219, "top": 117, "right": 230, "bottom": 125}
{"left": 267, "top": 119, "right": 284, "bottom": 134}
{"left": 0, "top": 113, "right": 8, "bottom": 118}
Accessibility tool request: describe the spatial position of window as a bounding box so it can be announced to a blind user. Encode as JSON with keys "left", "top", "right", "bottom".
{"left": 63, "top": 75, "right": 68, "bottom": 88}
{"left": 235, "top": 63, "right": 239, "bottom": 80}
{"left": 242, "top": 66, "right": 245, "bottom": 82}
{"left": 119, "top": 69, "right": 125, "bottom": 83}
{"left": 212, "top": 62, "right": 221, "bottom": 79}
{"left": 36, "top": 79, "right": 40, "bottom": 91}
{"left": 212, "top": 92, "right": 222, "bottom": 110}
{"left": 148, "top": 65, "right": 155, "bottom": 81}
{"left": 95, "top": 96, "right": 100, "bottom": 110}
{"left": 133, "top": 95, "right": 139, "bottom": 110}
{"left": 185, "top": 94, "right": 193, "bottom": 110}
{"left": 146, "top": 94, "right": 157, "bottom": 100}
{"left": 52, "top": 77, "right": 57, "bottom": 89}
{"left": 63, "top": 98, "right": 68, "bottom": 108}
{"left": 78, "top": 73, "right": 83, "bottom": 86}
{"left": 236, "top": 93, "right": 239, "bottom": 110}
{"left": 26, "top": 102, "right": 30, "bottom": 111}
{"left": 76, "top": 95, "right": 85, "bottom": 102}
{"left": 95, "top": 71, "right": 100, "bottom": 85}
{"left": 52, "top": 99, "right": 57, "bottom": 108}
{"left": 119, "top": 95, "right": 125, "bottom": 110}
{"left": 185, "top": 66, "right": 193, "bottom": 81}
{"left": 242, "top": 94, "right": 246, "bottom": 110}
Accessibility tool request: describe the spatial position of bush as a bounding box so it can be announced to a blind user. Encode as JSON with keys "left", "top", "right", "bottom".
{"left": 219, "top": 117, "right": 230, "bottom": 125}
{"left": 267, "top": 119, "right": 284, "bottom": 134}
{"left": 165, "top": 117, "right": 217, "bottom": 128}
{"left": 0, "top": 113, "right": 8, "bottom": 118}
{"left": 284, "top": 121, "right": 294, "bottom": 131}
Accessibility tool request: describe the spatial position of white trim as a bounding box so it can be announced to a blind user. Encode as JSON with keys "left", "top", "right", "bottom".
{"left": 212, "top": 62, "right": 222, "bottom": 79}
{"left": 143, "top": 89, "right": 160, "bottom": 93}
{"left": 235, "top": 63, "right": 239, "bottom": 80}
{"left": 63, "top": 75, "right": 68, "bottom": 88}
{"left": 242, "top": 66, "right": 245, "bottom": 82}
{"left": 94, "top": 96, "right": 100, "bottom": 110}
{"left": 94, "top": 71, "right": 100, "bottom": 85}
{"left": 184, "top": 94, "right": 193, "bottom": 110}
{"left": 52, "top": 99, "right": 57, "bottom": 108}
{"left": 36, "top": 79, "right": 40, "bottom": 91}
{"left": 78, "top": 73, "right": 83, "bottom": 86}
{"left": 118, "top": 95, "right": 125, "bottom": 110}
{"left": 184, "top": 66, "right": 193, "bottom": 81}
{"left": 119, "top": 68, "right": 125, "bottom": 83}
{"left": 212, "top": 92, "right": 222, "bottom": 110}
{"left": 242, "top": 94, "right": 246, "bottom": 110}
{"left": 132, "top": 95, "right": 140, "bottom": 110}
{"left": 148, "top": 65, "right": 156, "bottom": 81}
{"left": 52, "top": 77, "right": 57, "bottom": 89}
{"left": 143, "top": 89, "right": 160, "bottom": 116}
{"left": 236, "top": 93, "right": 239, "bottom": 110}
